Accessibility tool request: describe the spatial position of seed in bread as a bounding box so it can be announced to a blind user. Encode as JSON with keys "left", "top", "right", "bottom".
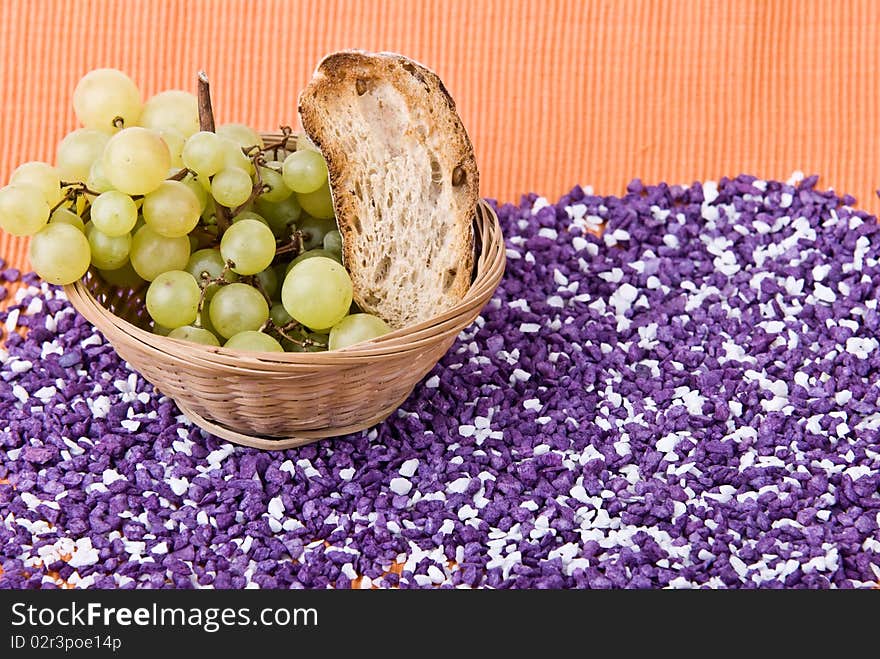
{"left": 298, "top": 50, "right": 479, "bottom": 329}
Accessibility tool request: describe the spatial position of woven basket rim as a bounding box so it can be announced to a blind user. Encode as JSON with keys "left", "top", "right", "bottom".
{"left": 64, "top": 199, "right": 506, "bottom": 367}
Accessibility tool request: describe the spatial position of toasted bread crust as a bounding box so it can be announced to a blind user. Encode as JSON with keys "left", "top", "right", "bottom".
{"left": 298, "top": 51, "right": 478, "bottom": 328}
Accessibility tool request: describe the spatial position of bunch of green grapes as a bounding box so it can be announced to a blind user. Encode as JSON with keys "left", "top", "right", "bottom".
{"left": 0, "top": 68, "right": 391, "bottom": 352}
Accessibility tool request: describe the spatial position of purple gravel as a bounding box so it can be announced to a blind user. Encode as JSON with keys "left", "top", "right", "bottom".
{"left": 1, "top": 174, "right": 880, "bottom": 589}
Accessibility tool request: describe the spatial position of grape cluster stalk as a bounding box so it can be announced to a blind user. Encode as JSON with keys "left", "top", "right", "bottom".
{"left": 0, "top": 68, "right": 392, "bottom": 352}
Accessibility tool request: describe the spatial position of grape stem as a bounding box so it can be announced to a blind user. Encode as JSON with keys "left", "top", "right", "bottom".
{"left": 194, "top": 279, "right": 213, "bottom": 326}
{"left": 167, "top": 167, "right": 193, "bottom": 182}
{"left": 271, "top": 320, "right": 327, "bottom": 349}
{"left": 51, "top": 182, "right": 100, "bottom": 214}
{"left": 197, "top": 71, "right": 215, "bottom": 133}
{"left": 274, "top": 230, "right": 303, "bottom": 258}
{"left": 269, "top": 126, "right": 295, "bottom": 160}
{"left": 60, "top": 181, "right": 101, "bottom": 197}
{"left": 194, "top": 259, "right": 237, "bottom": 323}
{"left": 49, "top": 196, "right": 71, "bottom": 215}
{"left": 197, "top": 70, "right": 231, "bottom": 235}
{"left": 232, "top": 151, "right": 269, "bottom": 215}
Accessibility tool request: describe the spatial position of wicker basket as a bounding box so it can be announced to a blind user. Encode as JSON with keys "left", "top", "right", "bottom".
{"left": 63, "top": 133, "right": 506, "bottom": 450}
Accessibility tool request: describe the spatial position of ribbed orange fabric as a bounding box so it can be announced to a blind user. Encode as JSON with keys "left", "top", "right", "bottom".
{"left": 2, "top": 0, "right": 880, "bottom": 275}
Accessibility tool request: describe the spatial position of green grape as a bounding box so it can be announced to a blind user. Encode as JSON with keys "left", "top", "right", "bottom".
{"left": 255, "top": 266, "right": 278, "bottom": 299}
{"left": 129, "top": 224, "right": 190, "bottom": 281}
{"left": 186, "top": 248, "right": 230, "bottom": 282}
{"left": 10, "top": 162, "right": 62, "bottom": 207}
{"left": 138, "top": 90, "right": 199, "bottom": 138}
{"left": 0, "top": 184, "right": 50, "bottom": 236}
{"left": 272, "top": 260, "right": 290, "bottom": 286}
{"left": 153, "top": 324, "right": 172, "bottom": 336}
{"left": 200, "top": 195, "right": 216, "bottom": 223}
{"left": 296, "top": 183, "right": 334, "bottom": 219}
{"left": 90, "top": 191, "right": 138, "bottom": 236}
{"left": 220, "top": 137, "right": 253, "bottom": 172}
{"left": 232, "top": 210, "right": 268, "bottom": 226}
{"left": 142, "top": 180, "right": 201, "bottom": 237}
{"left": 224, "top": 330, "right": 283, "bottom": 353}
{"left": 220, "top": 219, "right": 275, "bottom": 275}
{"left": 168, "top": 324, "right": 220, "bottom": 346}
{"left": 182, "top": 131, "right": 225, "bottom": 177}
{"left": 255, "top": 195, "right": 302, "bottom": 237}
{"left": 296, "top": 134, "right": 320, "bottom": 152}
{"left": 196, "top": 304, "right": 219, "bottom": 336}
{"left": 98, "top": 260, "right": 144, "bottom": 288}
{"left": 29, "top": 222, "right": 90, "bottom": 285}
{"left": 286, "top": 249, "right": 342, "bottom": 273}
{"left": 145, "top": 270, "right": 200, "bottom": 328}
{"left": 298, "top": 215, "right": 337, "bottom": 250}
{"left": 86, "top": 224, "right": 131, "bottom": 270}
{"left": 56, "top": 128, "right": 109, "bottom": 182}
{"left": 208, "top": 283, "right": 269, "bottom": 338}
{"left": 158, "top": 128, "right": 185, "bottom": 168}
{"left": 282, "top": 149, "right": 328, "bottom": 194}
{"left": 269, "top": 301, "right": 293, "bottom": 327}
{"left": 177, "top": 171, "right": 208, "bottom": 211}
{"left": 72, "top": 68, "right": 142, "bottom": 133}
{"left": 323, "top": 229, "right": 343, "bottom": 254}
{"left": 258, "top": 166, "right": 292, "bottom": 203}
{"left": 211, "top": 167, "right": 252, "bottom": 208}
{"left": 50, "top": 207, "right": 85, "bottom": 232}
{"left": 185, "top": 248, "right": 237, "bottom": 300}
{"left": 281, "top": 256, "right": 352, "bottom": 330}
{"left": 103, "top": 127, "right": 171, "bottom": 195}
{"left": 87, "top": 159, "right": 114, "bottom": 194}
{"left": 329, "top": 313, "right": 391, "bottom": 350}
{"left": 216, "top": 123, "right": 264, "bottom": 151}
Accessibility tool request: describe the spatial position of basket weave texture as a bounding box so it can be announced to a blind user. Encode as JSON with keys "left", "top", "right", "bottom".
{"left": 63, "top": 134, "right": 506, "bottom": 450}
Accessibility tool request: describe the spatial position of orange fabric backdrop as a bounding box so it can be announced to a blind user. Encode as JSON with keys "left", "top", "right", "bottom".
{"left": 2, "top": 0, "right": 880, "bottom": 273}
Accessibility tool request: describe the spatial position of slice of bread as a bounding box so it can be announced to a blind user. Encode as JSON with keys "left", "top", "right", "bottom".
{"left": 298, "top": 51, "right": 478, "bottom": 329}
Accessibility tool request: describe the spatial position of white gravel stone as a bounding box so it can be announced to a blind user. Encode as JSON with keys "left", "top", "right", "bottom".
{"left": 268, "top": 496, "right": 285, "bottom": 520}
{"left": 167, "top": 477, "right": 188, "bottom": 496}
{"left": 448, "top": 477, "right": 470, "bottom": 494}
{"left": 10, "top": 360, "right": 32, "bottom": 374}
{"left": 458, "top": 424, "right": 476, "bottom": 438}
{"left": 427, "top": 565, "right": 445, "bottom": 583}
{"left": 812, "top": 264, "right": 830, "bottom": 281}
{"left": 399, "top": 459, "right": 419, "bottom": 477}
{"left": 846, "top": 337, "right": 878, "bottom": 358}
{"left": 390, "top": 478, "right": 412, "bottom": 496}
{"left": 67, "top": 538, "right": 99, "bottom": 568}
{"left": 102, "top": 469, "right": 126, "bottom": 486}
{"left": 813, "top": 283, "right": 836, "bottom": 303}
